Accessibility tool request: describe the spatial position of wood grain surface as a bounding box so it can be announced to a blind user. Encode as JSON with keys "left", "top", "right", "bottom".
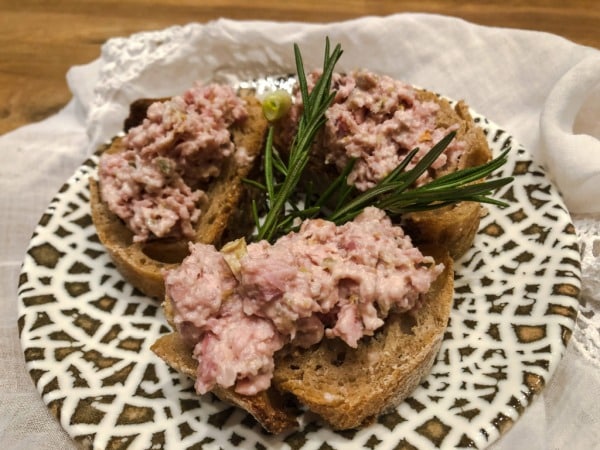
{"left": 1, "top": 0, "right": 598, "bottom": 135}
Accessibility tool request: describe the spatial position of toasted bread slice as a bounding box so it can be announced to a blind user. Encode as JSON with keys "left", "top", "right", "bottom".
{"left": 89, "top": 92, "right": 268, "bottom": 299}
{"left": 151, "top": 246, "right": 453, "bottom": 433}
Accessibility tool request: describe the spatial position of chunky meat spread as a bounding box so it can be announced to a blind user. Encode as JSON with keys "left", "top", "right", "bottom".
{"left": 98, "top": 83, "right": 247, "bottom": 242}
{"left": 283, "top": 70, "right": 466, "bottom": 190}
{"left": 165, "top": 207, "right": 443, "bottom": 395}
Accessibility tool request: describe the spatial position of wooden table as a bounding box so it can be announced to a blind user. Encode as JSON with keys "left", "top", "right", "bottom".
{"left": 1, "top": 0, "right": 598, "bottom": 135}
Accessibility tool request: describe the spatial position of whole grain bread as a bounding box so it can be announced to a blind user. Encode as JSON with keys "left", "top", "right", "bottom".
{"left": 89, "top": 92, "right": 268, "bottom": 299}
{"left": 151, "top": 246, "right": 453, "bottom": 433}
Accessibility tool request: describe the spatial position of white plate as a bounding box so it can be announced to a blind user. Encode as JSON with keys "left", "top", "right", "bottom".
{"left": 17, "top": 105, "right": 580, "bottom": 449}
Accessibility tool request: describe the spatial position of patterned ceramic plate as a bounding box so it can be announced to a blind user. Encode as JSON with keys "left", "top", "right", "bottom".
{"left": 17, "top": 99, "right": 581, "bottom": 450}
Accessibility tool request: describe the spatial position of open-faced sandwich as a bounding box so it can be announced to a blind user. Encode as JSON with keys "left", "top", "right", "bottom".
{"left": 273, "top": 67, "right": 492, "bottom": 259}
{"left": 90, "top": 85, "right": 268, "bottom": 299}
{"left": 90, "top": 39, "right": 511, "bottom": 434}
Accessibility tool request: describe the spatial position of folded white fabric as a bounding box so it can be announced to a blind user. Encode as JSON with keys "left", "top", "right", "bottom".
{"left": 2, "top": 13, "right": 599, "bottom": 450}
{"left": 541, "top": 55, "right": 600, "bottom": 213}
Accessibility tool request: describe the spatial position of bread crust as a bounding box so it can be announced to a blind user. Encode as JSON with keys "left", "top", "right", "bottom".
{"left": 89, "top": 93, "right": 268, "bottom": 299}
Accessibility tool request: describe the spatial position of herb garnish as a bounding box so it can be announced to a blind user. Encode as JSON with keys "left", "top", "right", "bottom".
{"left": 252, "top": 38, "right": 343, "bottom": 243}
{"left": 250, "top": 39, "right": 513, "bottom": 243}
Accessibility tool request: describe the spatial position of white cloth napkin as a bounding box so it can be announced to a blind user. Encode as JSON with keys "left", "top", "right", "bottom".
{"left": 1, "top": 13, "right": 599, "bottom": 449}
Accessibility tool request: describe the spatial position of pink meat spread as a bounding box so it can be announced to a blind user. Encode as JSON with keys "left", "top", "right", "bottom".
{"left": 98, "top": 83, "right": 247, "bottom": 242}
{"left": 283, "top": 70, "right": 466, "bottom": 190}
{"left": 165, "top": 207, "right": 443, "bottom": 395}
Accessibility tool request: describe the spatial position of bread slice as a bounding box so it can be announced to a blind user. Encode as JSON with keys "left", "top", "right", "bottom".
{"left": 151, "top": 246, "right": 453, "bottom": 433}
{"left": 275, "top": 84, "right": 492, "bottom": 260}
{"left": 89, "top": 92, "right": 268, "bottom": 299}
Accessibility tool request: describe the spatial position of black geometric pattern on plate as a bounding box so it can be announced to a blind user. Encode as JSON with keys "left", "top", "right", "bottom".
{"left": 17, "top": 110, "right": 580, "bottom": 449}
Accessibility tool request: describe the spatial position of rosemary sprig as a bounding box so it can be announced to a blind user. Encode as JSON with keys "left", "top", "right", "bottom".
{"left": 250, "top": 39, "right": 513, "bottom": 243}
{"left": 253, "top": 38, "right": 343, "bottom": 242}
